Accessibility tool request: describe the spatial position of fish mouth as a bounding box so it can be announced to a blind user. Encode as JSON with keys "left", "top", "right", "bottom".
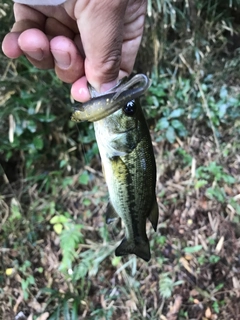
{"left": 71, "top": 74, "right": 150, "bottom": 122}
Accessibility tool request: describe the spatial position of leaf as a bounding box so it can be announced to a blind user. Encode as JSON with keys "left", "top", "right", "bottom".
{"left": 53, "top": 223, "right": 63, "bottom": 235}
{"left": 33, "top": 136, "right": 43, "bottom": 150}
{"left": 166, "top": 126, "right": 176, "bottom": 143}
{"left": 195, "top": 179, "right": 208, "bottom": 189}
{"left": 5, "top": 268, "right": 14, "bottom": 276}
{"left": 63, "top": 300, "right": 70, "bottom": 320}
{"left": 59, "top": 225, "right": 84, "bottom": 270}
{"left": 206, "top": 187, "right": 225, "bottom": 203}
{"left": 62, "top": 177, "right": 73, "bottom": 187}
{"left": 168, "top": 108, "right": 184, "bottom": 119}
{"left": 220, "top": 86, "right": 228, "bottom": 99}
{"left": 171, "top": 119, "right": 184, "bottom": 129}
{"left": 21, "top": 280, "right": 29, "bottom": 300}
{"left": 10, "top": 198, "right": 21, "bottom": 220}
{"left": 184, "top": 245, "right": 203, "bottom": 253}
{"left": 159, "top": 275, "right": 174, "bottom": 299}
{"left": 222, "top": 174, "right": 235, "bottom": 184}
{"left": 149, "top": 86, "right": 167, "bottom": 98}
{"left": 191, "top": 105, "right": 202, "bottom": 119}
{"left": 72, "top": 300, "right": 80, "bottom": 320}
{"left": 35, "top": 114, "right": 56, "bottom": 122}
{"left": 27, "top": 120, "right": 37, "bottom": 133}
{"left": 28, "top": 275, "right": 35, "bottom": 285}
{"left": 201, "top": 83, "right": 208, "bottom": 92}
{"left": 83, "top": 198, "right": 91, "bottom": 206}
{"left": 79, "top": 171, "right": 89, "bottom": 185}
{"left": 209, "top": 255, "right": 220, "bottom": 264}
{"left": 156, "top": 117, "right": 169, "bottom": 130}
{"left": 73, "top": 263, "right": 88, "bottom": 281}
{"left": 112, "top": 256, "right": 121, "bottom": 267}
{"left": 212, "top": 301, "right": 220, "bottom": 314}
{"left": 218, "top": 103, "right": 228, "bottom": 118}
{"left": 149, "top": 95, "right": 160, "bottom": 107}
{"left": 50, "top": 215, "right": 68, "bottom": 225}
{"left": 60, "top": 160, "right": 67, "bottom": 168}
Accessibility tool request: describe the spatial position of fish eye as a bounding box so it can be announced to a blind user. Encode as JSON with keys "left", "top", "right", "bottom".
{"left": 123, "top": 100, "right": 136, "bottom": 116}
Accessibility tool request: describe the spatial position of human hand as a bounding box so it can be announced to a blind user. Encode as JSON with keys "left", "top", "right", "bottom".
{"left": 2, "top": 0, "right": 147, "bottom": 102}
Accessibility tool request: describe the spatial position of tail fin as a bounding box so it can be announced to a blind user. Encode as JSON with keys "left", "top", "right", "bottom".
{"left": 148, "top": 199, "right": 159, "bottom": 231}
{"left": 115, "top": 237, "right": 151, "bottom": 262}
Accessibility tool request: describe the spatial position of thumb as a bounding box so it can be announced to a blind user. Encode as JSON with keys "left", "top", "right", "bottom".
{"left": 74, "top": 0, "right": 128, "bottom": 93}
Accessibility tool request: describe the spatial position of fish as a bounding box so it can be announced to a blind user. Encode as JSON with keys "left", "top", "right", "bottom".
{"left": 71, "top": 74, "right": 159, "bottom": 262}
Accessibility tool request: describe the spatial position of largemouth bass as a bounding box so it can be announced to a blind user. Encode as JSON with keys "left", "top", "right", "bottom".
{"left": 72, "top": 74, "right": 159, "bottom": 262}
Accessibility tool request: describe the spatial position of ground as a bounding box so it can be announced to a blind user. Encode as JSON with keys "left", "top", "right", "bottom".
{"left": 1, "top": 118, "right": 240, "bottom": 319}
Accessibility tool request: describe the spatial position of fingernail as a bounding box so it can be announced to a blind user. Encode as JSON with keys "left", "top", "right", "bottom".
{"left": 52, "top": 51, "right": 71, "bottom": 69}
{"left": 26, "top": 49, "right": 44, "bottom": 61}
{"left": 100, "top": 80, "right": 118, "bottom": 94}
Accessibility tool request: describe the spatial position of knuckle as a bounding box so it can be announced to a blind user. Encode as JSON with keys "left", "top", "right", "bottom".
{"left": 101, "top": 51, "right": 121, "bottom": 75}
{"left": 90, "top": 50, "right": 121, "bottom": 81}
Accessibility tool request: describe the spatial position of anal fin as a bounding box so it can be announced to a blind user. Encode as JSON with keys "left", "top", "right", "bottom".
{"left": 148, "top": 199, "right": 159, "bottom": 231}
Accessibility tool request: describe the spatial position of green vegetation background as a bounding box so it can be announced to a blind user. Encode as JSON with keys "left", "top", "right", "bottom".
{"left": 1, "top": 0, "right": 240, "bottom": 319}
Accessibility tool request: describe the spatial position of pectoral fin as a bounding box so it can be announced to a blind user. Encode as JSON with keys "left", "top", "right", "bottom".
{"left": 105, "top": 202, "right": 119, "bottom": 224}
{"left": 148, "top": 199, "right": 159, "bottom": 231}
{"left": 115, "top": 237, "right": 151, "bottom": 262}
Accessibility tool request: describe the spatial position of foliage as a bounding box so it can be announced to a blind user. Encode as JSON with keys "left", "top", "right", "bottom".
{"left": 145, "top": 73, "right": 240, "bottom": 144}
{"left": 159, "top": 273, "right": 183, "bottom": 299}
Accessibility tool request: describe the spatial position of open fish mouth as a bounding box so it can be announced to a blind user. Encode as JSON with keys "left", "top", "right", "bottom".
{"left": 71, "top": 74, "right": 151, "bottom": 122}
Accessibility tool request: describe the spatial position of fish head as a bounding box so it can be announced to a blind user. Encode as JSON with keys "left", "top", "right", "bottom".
{"left": 101, "top": 99, "right": 142, "bottom": 135}
{"left": 94, "top": 98, "right": 144, "bottom": 157}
